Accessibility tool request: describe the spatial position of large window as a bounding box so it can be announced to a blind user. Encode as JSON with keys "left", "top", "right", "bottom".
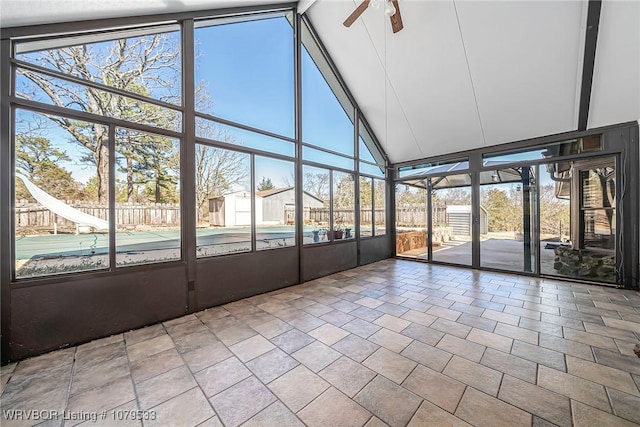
{"left": 196, "top": 145, "right": 251, "bottom": 257}
{"left": 7, "top": 11, "right": 389, "bottom": 281}
{"left": 115, "top": 129, "right": 181, "bottom": 266}
{"left": 14, "top": 110, "right": 110, "bottom": 278}
{"left": 255, "top": 156, "right": 296, "bottom": 250}
{"left": 195, "top": 13, "right": 294, "bottom": 138}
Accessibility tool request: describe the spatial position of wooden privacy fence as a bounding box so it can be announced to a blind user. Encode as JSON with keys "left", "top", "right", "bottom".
{"left": 395, "top": 204, "right": 447, "bottom": 227}
{"left": 15, "top": 201, "right": 181, "bottom": 230}
{"left": 286, "top": 207, "right": 386, "bottom": 226}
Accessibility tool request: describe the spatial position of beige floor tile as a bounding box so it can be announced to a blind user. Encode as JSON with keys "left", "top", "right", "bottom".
{"left": 401, "top": 340, "right": 452, "bottom": 372}
{"left": 355, "top": 297, "right": 385, "bottom": 309}
{"left": 607, "top": 388, "right": 640, "bottom": 424}
{"left": 214, "top": 324, "right": 258, "bottom": 346}
{"left": 400, "top": 323, "right": 444, "bottom": 346}
{"left": 165, "top": 319, "right": 208, "bottom": 339}
{"left": 593, "top": 347, "right": 640, "bottom": 375}
{"left": 71, "top": 355, "right": 130, "bottom": 395}
{"left": 182, "top": 342, "right": 232, "bottom": 373}
{"left": 498, "top": 375, "right": 572, "bottom": 427}
{"left": 210, "top": 376, "right": 276, "bottom": 427}
{"left": 320, "top": 309, "right": 356, "bottom": 326}
{"left": 319, "top": 356, "right": 376, "bottom": 397}
{"left": 402, "top": 364, "right": 465, "bottom": 413}
{"left": 436, "top": 334, "right": 485, "bottom": 363}
{"left": 537, "top": 365, "right": 610, "bottom": 412}
{"left": 245, "top": 348, "right": 299, "bottom": 384}
{"left": 292, "top": 341, "right": 341, "bottom": 372}
{"left": 130, "top": 348, "right": 184, "bottom": 384}
{"left": 373, "top": 314, "right": 411, "bottom": 333}
{"left": 173, "top": 330, "right": 220, "bottom": 354}
{"left": 562, "top": 327, "right": 618, "bottom": 351}
{"left": 538, "top": 334, "right": 594, "bottom": 361}
{"left": 602, "top": 317, "right": 640, "bottom": 334}
{"left": 362, "top": 348, "right": 417, "bottom": 384}
{"left": 268, "top": 365, "right": 330, "bottom": 412}
{"left": 584, "top": 322, "right": 636, "bottom": 342}
{"left": 511, "top": 340, "right": 565, "bottom": 371}
{"left": 342, "top": 318, "right": 382, "bottom": 338}
{"left": 443, "top": 355, "right": 503, "bottom": 397}
{"left": 481, "top": 308, "right": 521, "bottom": 326}
{"left": 135, "top": 366, "right": 197, "bottom": 410}
{"left": 480, "top": 348, "right": 537, "bottom": 383}
{"left": 243, "top": 401, "right": 304, "bottom": 427}
{"left": 566, "top": 356, "right": 640, "bottom": 396}
{"left": 427, "top": 306, "right": 462, "bottom": 321}
{"left": 127, "top": 334, "right": 174, "bottom": 362}
{"left": 332, "top": 334, "right": 380, "bottom": 362}
{"left": 270, "top": 328, "right": 315, "bottom": 353}
{"left": 229, "top": 335, "right": 275, "bottom": 362}
{"left": 67, "top": 376, "right": 136, "bottom": 419}
{"left": 298, "top": 387, "right": 371, "bottom": 427}
{"left": 354, "top": 376, "right": 422, "bottom": 427}
{"left": 364, "top": 416, "right": 389, "bottom": 427}
{"left": 400, "top": 310, "right": 437, "bottom": 327}
{"left": 194, "top": 357, "right": 251, "bottom": 398}
{"left": 308, "top": 323, "right": 350, "bottom": 346}
{"left": 466, "top": 328, "right": 513, "bottom": 353}
{"left": 146, "top": 387, "right": 214, "bottom": 427}
{"left": 572, "top": 400, "right": 638, "bottom": 427}
{"left": 494, "top": 322, "right": 538, "bottom": 344}
{"left": 368, "top": 328, "right": 413, "bottom": 353}
{"left": 303, "top": 303, "right": 334, "bottom": 317}
{"left": 124, "top": 324, "right": 165, "bottom": 346}
{"left": 74, "top": 341, "right": 126, "bottom": 373}
{"left": 430, "top": 318, "right": 471, "bottom": 339}
{"left": 252, "top": 318, "right": 294, "bottom": 339}
{"left": 455, "top": 386, "right": 532, "bottom": 427}
{"left": 408, "top": 400, "right": 471, "bottom": 427}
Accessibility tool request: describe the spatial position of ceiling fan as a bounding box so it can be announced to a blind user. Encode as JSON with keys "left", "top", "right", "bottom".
{"left": 343, "top": 0, "right": 404, "bottom": 33}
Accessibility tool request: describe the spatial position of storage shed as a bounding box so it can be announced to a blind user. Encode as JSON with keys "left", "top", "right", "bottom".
{"left": 209, "top": 191, "right": 263, "bottom": 227}
{"left": 446, "top": 205, "right": 488, "bottom": 236}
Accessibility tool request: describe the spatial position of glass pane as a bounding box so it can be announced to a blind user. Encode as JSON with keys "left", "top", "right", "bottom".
{"left": 17, "top": 69, "right": 182, "bottom": 132}
{"left": 432, "top": 174, "right": 472, "bottom": 266}
{"left": 15, "top": 109, "right": 109, "bottom": 278}
{"left": 374, "top": 178, "right": 386, "bottom": 236}
{"left": 301, "top": 23, "right": 354, "bottom": 156}
{"left": 395, "top": 182, "right": 427, "bottom": 259}
{"left": 303, "top": 165, "right": 329, "bottom": 245}
{"left": 359, "top": 177, "right": 373, "bottom": 238}
{"left": 480, "top": 168, "right": 535, "bottom": 272}
{"left": 360, "top": 161, "right": 385, "bottom": 178}
{"left": 115, "top": 128, "right": 180, "bottom": 266}
{"left": 15, "top": 25, "right": 182, "bottom": 105}
{"left": 540, "top": 156, "right": 616, "bottom": 283}
{"left": 332, "top": 171, "right": 355, "bottom": 241}
{"left": 399, "top": 159, "right": 469, "bottom": 179}
{"left": 195, "top": 13, "right": 294, "bottom": 137}
{"left": 359, "top": 120, "right": 384, "bottom": 164}
{"left": 484, "top": 135, "right": 602, "bottom": 164}
{"left": 303, "top": 146, "right": 354, "bottom": 170}
{"left": 195, "top": 145, "right": 251, "bottom": 256}
{"left": 255, "top": 156, "right": 296, "bottom": 250}
{"left": 196, "top": 117, "right": 294, "bottom": 158}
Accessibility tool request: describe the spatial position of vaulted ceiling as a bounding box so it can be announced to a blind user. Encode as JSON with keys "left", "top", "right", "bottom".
{"left": 2, "top": 0, "right": 638, "bottom": 164}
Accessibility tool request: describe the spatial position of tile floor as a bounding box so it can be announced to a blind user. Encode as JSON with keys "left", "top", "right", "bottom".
{"left": 2, "top": 259, "right": 640, "bottom": 427}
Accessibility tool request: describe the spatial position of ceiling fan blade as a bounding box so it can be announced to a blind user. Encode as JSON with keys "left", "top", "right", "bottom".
{"left": 389, "top": 0, "right": 403, "bottom": 33}
{"left": 343, "top": 0, "right": 371, "bottom": 27}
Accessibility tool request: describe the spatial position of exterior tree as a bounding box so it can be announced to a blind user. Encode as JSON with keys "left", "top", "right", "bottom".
{"left": 304, "top": 171, "right": 330, "bottom": 203}
{"left": 17, "top": 33, "right": 181, "bottom": 203}
{"left": 257, "top": 177, "right": 275, "bottom": 192}
{"left": 15, "top": 135, "right": 83, "bottom": 201}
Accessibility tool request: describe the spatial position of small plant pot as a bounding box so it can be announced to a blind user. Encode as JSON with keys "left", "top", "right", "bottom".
{"left": 333, "top": 230, "right": 343, "bottom": 240}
